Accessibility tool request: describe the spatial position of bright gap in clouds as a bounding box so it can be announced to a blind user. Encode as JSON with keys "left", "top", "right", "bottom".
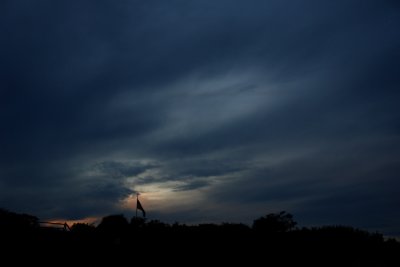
{"left": 94, "top": 69, "right": 325, "bottom": 223}
{"left": 110, "top": 71, "right": 283, "bottom": 217}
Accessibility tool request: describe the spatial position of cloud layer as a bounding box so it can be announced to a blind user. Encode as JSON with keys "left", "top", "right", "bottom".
{"left": 1, "top": 1, "right": 399, "bottom": 236}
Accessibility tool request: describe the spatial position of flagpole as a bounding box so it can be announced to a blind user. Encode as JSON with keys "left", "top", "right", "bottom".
{"left": 135, "top": 194, "right": 138, "bottom": 218}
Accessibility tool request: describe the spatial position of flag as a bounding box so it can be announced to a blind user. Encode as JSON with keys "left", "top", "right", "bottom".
{"left": 137, "top": 198, "right": 146, "bottom": 217}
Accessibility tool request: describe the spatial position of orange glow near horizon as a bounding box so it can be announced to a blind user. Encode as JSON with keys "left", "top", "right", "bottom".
{"left": 45, "top": 216, "right": 100, "bottom": 227}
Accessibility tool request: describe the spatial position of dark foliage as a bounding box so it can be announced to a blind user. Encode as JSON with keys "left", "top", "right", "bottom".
{"left": 97, "top": 214, "right": 129, "bottom": 234}
{"left": 1, "top": 208, "right": 399, "bottom": 266}
{"left": 253, "top": 210, "right": 297, "bottom": 233}
{"left": 0, "top": 208, "right": 39, "bottom": 230}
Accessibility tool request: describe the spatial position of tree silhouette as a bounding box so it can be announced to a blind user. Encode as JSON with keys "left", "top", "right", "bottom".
{"left": 1, "top": 207, "right": 399, "bottom": 266}
{"left": 252, "top": 211, "right": 297, "bottom": 233}
{"left": 97, "top": 214, "right": 129, "bottom": 237}
{"left": 130, "top": 216, "right": 146, "bottom": 228}
{"left": 0, "top": 208, "right": 39, "bottom": 231}
{"left": 70, "top": 222, "right": 96, "bottom": 235}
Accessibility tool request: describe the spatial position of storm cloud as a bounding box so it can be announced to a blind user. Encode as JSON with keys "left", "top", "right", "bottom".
{"left": 1, "top": 1, "right": 399, "bottom": 236}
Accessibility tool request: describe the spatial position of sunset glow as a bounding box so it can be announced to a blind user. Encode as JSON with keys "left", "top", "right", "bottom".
{"left": 1, "top": 0, "right": 399, "bottom": 238}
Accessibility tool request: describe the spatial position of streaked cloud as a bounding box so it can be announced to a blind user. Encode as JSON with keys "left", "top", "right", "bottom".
{"left": 0, "top": 0, "right": 399, "bottom": 236}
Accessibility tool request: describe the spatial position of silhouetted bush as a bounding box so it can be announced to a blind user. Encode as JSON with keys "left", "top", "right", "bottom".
{"left": 145, "top": 219, "right": 170, "bottom": 230}
{"left": 130, "top": 216, "right": 146, "bottom": 228}
{"left": 70, "top": 222, "right": 96, "bottom": 234}
{"left": 252, "top": 211, "right": 297, "bottom": 233}
{"left": 1, "top": 208, "right": 399, "bottom": 266}
{"left": 0, "top": 208, "right": 39, "bottom": 231}
{"left": 97, "top": 214, "right": 129, "bottom": 236}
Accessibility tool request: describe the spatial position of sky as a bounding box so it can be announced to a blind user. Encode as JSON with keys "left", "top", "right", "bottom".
{"left": 1, "top": 0, "right": 400, "bottom": 236}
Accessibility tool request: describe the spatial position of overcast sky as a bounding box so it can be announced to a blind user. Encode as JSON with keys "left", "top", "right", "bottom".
{"left": 1, "top": 0, "right": 399, "bottom": 236}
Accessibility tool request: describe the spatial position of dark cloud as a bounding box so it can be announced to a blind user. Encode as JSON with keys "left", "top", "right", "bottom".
{"left": 167, "top": 158, "right": 247, "bottom": 178}
{"left": 173, "top": 180, "right": 211, "bottom": 192}
{"left": 296, "top": 166, "right": 400, "bottom": 236}
{"left": 93, "top": 160, "right": 156, "bottom": 179}
{"left": 0, "top": 0, "right": 399, "bottom": 236}
{"left": 0, "top": 159, "right": 136, "bottom": 219}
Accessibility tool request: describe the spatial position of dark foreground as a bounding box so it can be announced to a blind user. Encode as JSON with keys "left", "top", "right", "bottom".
{"left": 1, "top": 209, "right": 399, "bottom": 266}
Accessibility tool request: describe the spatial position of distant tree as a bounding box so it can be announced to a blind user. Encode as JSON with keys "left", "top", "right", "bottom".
{"left": 0, "top": 208, "right": 39, "bottom": 231}
{"left": 252, "top": 211, "right": 297, "bottom": 233}
{"left": 145, "top": 219, "right": 169, "bottom": 230}
{"left": 70, "top": 223, "right": 96, "bottom": 234}
{"left": 220, "top": 223, "right": 250, "bottom": 232}
{"left": 97, "top": 214, "right": 129, "bottom": 235}
{"left": 130, "top": 216, "right": 146, "bottom": 228}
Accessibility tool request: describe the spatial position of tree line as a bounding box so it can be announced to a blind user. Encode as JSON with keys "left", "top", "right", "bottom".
{"left": 1, "top": 208, "right": 399, "bottom": 266}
